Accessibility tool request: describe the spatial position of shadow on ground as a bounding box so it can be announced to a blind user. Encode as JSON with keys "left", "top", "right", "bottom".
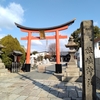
{"left": 16, "top": 72, "right": 82, "bottom": 99}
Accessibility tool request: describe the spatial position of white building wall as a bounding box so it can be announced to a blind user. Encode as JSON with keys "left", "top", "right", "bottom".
{"left": 77, "top": 48, "right": 82, "bottom": 69}
{"left": 94, "top": 42, "right": 100, "bottom": 58}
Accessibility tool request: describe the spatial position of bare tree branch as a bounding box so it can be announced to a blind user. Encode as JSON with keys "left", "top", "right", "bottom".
{"left": 48, "top": 43, "right": 56, "bottom": 56}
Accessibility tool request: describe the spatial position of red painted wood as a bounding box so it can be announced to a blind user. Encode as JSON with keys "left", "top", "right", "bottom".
{"left": 21, "top": 35, "right": 67, "bottom": 40}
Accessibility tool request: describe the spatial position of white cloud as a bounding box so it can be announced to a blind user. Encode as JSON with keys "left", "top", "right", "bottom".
{"left": 0, "top": 2, "right": 24, "bottom": 29}
{"left": 31, "top": 40, "right": 42, "bottom": 45}
{"left": 94, "top": 21, "right": 98, "bottom": 26}
{"left": 60, "top": 39, "right": 68, "bottom": 51}
{"left": 24, "top": 40, "right": 43, "bottom": 52}
{"left": 31, "top": 48, "right": 37, "bottom": 52}
{"left": 60, "top": 39, "right": 68, "bottom": 45}
{"left": 25, "top": 45, "right": 36, "bottom": 52}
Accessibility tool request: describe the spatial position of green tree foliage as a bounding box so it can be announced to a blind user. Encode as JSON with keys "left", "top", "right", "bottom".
{"left": 71, "top": 26, "right": 100, "bottom": 50}
{"left": 94, "top": 26, "right": 100, "bottom": 38}
{"left": 44, "top": 54, "right": 51, "bottom": 60}
{"left": 37, "top": 55, "right": 43, "bottom": 61}
{"left": 71, "top": 28, "right": 81, "bottom": 50}
{"left": 32, "top": 51, "right": 38, "bottom": 55}
{"left": 0, "top": 35, "right": 25, "bottom": 68}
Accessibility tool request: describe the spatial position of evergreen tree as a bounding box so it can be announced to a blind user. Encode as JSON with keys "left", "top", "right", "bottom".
{"left": 94, "top": 26, "right": 100, "bottom": 38}
{"left": 0, "top": 35, "right": 25, "bottom": 68}
{"left": 71, "top": 28, "right": 81, "bottom": 50}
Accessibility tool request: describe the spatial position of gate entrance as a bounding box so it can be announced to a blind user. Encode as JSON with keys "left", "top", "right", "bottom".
{"left": 15, "top": 18, "right": 76, "bottom": 73}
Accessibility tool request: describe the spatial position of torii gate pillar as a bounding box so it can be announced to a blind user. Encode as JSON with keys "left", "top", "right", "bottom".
{"left": 55, "top": 30, "right": 62, "bottom": 73}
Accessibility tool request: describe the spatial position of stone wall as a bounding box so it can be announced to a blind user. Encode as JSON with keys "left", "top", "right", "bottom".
{"left": 95, "top": 58, "right": 100, "bottom": 79}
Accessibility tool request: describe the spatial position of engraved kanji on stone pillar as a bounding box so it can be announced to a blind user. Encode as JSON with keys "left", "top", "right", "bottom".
{"left": 81, "top": 20, "right": 96, "bottom": 100}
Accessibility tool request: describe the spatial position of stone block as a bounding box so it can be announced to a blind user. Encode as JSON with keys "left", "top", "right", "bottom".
{"left": 38, "top": 65, "right": 46, "bottom": 73}
{"left": 58, "top": 92, "right": 68, "bottom": 98}
{"left": 66, "top": 67, "right": 80, "bottom": 72}
{"left": 69, "top": 90, "right": 77, "bottom": 98}
{"left": 0, "top": 69, "right": 8, "bottom": 72}
{"left": 0, "top": 63, "right": 5, "bottom": 69}
{"left": 15, "top": 96, "right": 28, "bottom": 100}
{"left": 38, "top": 91, "right": 49, "bottom": 97}
{"left": 71, "top": 98, "right": 82, "bottom": 100}
{"left": 66, "top": 73, "right": 80, "bottom": 77}
{"left": 0, "top": 69, "right": 10, "bottom": 77}
{"left": 62, "top": 76, "right": 80, "bottom": 82}
{"left": 77, "top": 90, "right": 82, "bottom": 98}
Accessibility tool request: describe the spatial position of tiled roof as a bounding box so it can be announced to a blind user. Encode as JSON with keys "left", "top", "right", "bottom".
{"left": 94, "top": 37, "right": 100, "bottom": 43}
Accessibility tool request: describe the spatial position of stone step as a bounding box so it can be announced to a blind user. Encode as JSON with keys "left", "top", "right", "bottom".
{"left": 0, "top": 66, "right": 5, "bottom": 69}
{"left": 65, "top": 73, "right": 80, "bottom": 77}
{"left": 62, "top": 76, "right": 81, "bottom": 82}
{"left": 66, "top": 68, "right": 80, "bottom": 72}
{"left": 0, "top": 68, "right": 10, "bottom": 77}
{"left": 0, "top": 69, "right": 9, "bottom": 72}
{"left": 0, "top": 72, "right": 8, "bottom": 76}
{"left": 0, "top": 63, "right": 5, "bottom": 69}
{"left": 62, "top": 72, "right": 81, "bottom": 77}
{"left": 62, "top": 71, "right": 82, "bottom": 77}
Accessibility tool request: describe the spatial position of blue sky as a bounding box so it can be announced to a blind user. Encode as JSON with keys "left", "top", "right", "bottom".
{"left": 0, "top": 0, "right": 100, "bottom": 52}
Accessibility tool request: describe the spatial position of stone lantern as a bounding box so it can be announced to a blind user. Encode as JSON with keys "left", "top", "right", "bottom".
{"left": 0, "top": 44, "right": 5, "bottom": 66}
{"left": 65, "top": 36, "right": 78, "bottom": 66}
{"left": 0, "top": 44, "right": 8, "bottom": 76}
{"left": 62, "top": 36, "right": 80, "bottom": 82}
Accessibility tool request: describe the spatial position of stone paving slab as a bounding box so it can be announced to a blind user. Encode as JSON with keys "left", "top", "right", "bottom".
{"left": 15, "top": 96, "right": 28, "bottom": 100}
{"left": 29, "top": 90, "right": 41, "bottom": 96}
{"left": 26, "top": 96, "right": 39, "bottom": 100}
{"left": 7, "top": 94, "right": 20, "bottom": 100}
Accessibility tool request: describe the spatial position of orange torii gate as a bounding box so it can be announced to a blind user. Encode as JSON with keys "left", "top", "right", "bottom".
{"left": 15, "top": 18, "right": 76, "bottom": 73}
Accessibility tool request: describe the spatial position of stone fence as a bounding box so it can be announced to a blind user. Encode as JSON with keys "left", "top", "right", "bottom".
{"left": 95, "top": 58, "right": 100, "bottom": 79}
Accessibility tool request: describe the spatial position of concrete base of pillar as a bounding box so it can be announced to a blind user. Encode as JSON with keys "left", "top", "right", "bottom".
{"left": 25, "top": 64, "right": 30, "bottom": 72}
{"left": 55, "top": 64, "right": 62, "bottom": 73}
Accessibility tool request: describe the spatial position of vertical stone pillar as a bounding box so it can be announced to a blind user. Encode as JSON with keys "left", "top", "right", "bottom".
{"left": 81, "top": 20, "right": 96, "bottom": 100}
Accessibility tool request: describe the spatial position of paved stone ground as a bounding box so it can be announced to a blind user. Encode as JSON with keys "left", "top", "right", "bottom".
{"left": 0, "top": 75, "right": 82, "bottom": 100}
{"left": 0, "top": 63, "right": 100, "bottom": 100}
